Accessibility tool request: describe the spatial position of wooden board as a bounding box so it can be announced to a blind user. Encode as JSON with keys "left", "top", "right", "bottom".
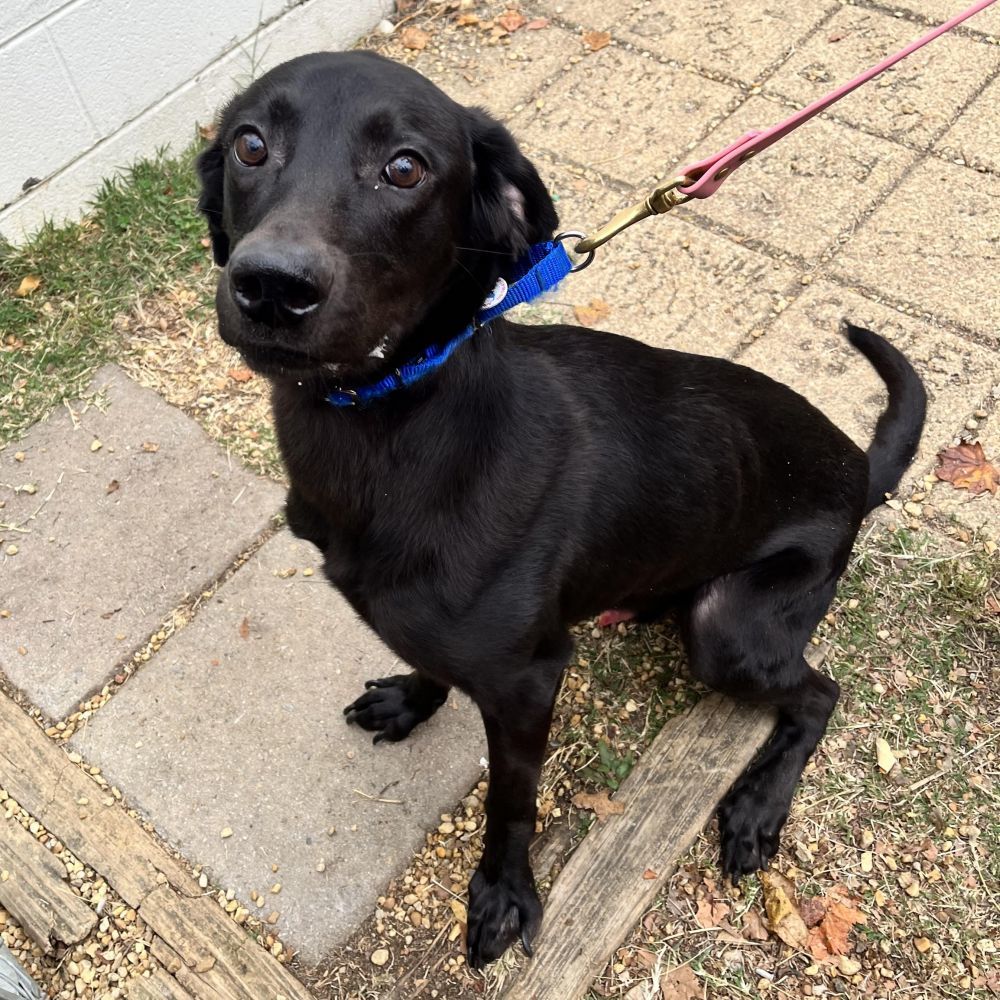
{"left": 0, "top": 812, "right": 97, "bottom": 951}
{"left": 504, "top": 694, "right": 776, "bottom": 1000}
{"left": 506, "top": 645, "right": 829, "bottom": 999}
{"left": 0, "top": 692, "right": 311, "bottom": 1000}
{"left": 128, "top": 967, "right": 196, "bottom": 1000}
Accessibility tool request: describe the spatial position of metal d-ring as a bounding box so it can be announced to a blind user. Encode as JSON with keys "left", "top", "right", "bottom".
{"left": 555, "top": 230, "right": 596, "bottom": 272}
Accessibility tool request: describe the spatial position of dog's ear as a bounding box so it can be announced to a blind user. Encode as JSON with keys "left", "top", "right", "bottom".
{"left": 467, "top": 109, "right": 558, "bottom": 255}
{"left": 196, "top": 141, "right": 230, "bottom": 266}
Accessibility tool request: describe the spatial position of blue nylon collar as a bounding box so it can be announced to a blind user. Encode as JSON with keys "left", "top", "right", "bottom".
{"left": 326, "top": 239, "right": 572, "bottom": 408}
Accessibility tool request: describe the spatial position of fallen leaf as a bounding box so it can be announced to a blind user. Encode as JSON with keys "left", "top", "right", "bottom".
{"left": 799, "top": 895, "right": 826, "bottom": 928}
{"left": 914, "top": 936, "right": 932, "bottom": 953}
{"left": 583, "top": 30, "right": 612, "bottom": 52}
{"left": 497, "top": 9, "right": 527, "bottom": 31}
{"left": 455, "top": 12, "right": 479, "bottom": 25}
{"left": 239, "top": 617, "right": 250, "bottom": 640}
{"left": 642, "top": 868, "right": 658, "bottom": 880}
{"left": 695, "top": 895, "right": 731, "bottom": 929}
{"left": 635, "top": 948, "right": 657, "bottom": 969}
{"left": 15, "top": 275, "right": 42, "bottom": 297}
{"left": 806, "top": 887, "right": 865, "bottom": 961}
{"left": 742, "top": 907, "right": 770, "bottom": 941}
{"left": 875, "top": 736, "right": 897, "bottom": 773}
{"left": 659, "top": 963, "right": 700, "bottom": 1000}
{"left": 200, "top": 237, "right": 212, "bottom": 248}
{"left": 228, "top": 367, "right": 254, "bottom": 383}
{"left": 198, "top": 122, "right": 218, "bottom": 141}
{"left": 401, "top": 26, "right": 430, "bottom": 50}
{"left": 106, "top": 480, "right": 120, "bottom": 494}
{"left": 141, "top": 441, "right": 159, "bottom": 453}
{"left": 572, "top": 789, "right": 624, "bottom": 822}
{"left": 573, "top": 297, "right": 611, "bottom": 327}
{"left": 935, "top": 442, "right": 998, "bottom": 496}
{"left": 526, "top": 17, "right": 549, "bottom": 29}
{"left": 760, "top": 870, "right": 808, "bottom": 950}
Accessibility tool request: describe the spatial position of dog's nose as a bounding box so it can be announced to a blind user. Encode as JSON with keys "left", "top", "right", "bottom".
{"left": 228, "top": 246, "right": 331, "bottom": 322}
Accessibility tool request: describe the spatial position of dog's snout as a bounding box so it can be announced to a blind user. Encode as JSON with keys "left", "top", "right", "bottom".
{"left": 229, "top": 246, "right": 332, "bottom": 323}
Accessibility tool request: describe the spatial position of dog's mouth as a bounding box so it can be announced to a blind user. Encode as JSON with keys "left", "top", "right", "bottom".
{"left": 235, "top": 340, "right": 335, "bottom": 377}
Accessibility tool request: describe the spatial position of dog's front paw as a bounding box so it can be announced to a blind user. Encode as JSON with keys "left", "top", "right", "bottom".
{"left": 717, "top": 772, "right": 786, "bottom": 880}
{"left": 343, "top": 674, "right": 447, "bottom": 744}
{"left": 466, "top": 867, "right": 541, "bottom": 969}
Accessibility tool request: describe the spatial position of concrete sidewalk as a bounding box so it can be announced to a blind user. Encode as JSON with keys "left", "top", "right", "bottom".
{"left": 2, "top": 0, "right": 998, "bottom": 979}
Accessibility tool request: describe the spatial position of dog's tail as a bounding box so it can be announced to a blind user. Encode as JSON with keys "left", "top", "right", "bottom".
{"left": 845, "top": 320, "right": 927, "bottom": 513}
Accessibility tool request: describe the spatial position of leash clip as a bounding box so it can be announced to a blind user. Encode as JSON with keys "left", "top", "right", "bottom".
{"left": 554, "top": 230, "right": 596, "bottom": 272}
{"left": 573, "top": 175, "right": 693, "bottom": 255}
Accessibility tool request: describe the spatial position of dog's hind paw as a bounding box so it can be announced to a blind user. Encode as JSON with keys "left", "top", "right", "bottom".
{"left": 466, "top": 867, "right": 542, "bottom": 968}
{"left": 717, "top": 775, "right": 787, "bottom": 880}
{"left": 343, "top": 673, "right": 447, "bottom": 744}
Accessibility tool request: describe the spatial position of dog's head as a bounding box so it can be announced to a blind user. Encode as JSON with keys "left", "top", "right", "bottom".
{"left": 197, "top": 51, "right": 558, "bottom": 380}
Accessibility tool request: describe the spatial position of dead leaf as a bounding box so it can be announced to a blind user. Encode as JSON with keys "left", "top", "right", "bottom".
{"left": 228, "top": 367, "right": 254, "bottom": 383}
{"left": 571, "top": 789, "right": 624, "bottom": 822}
{"left": 642, "top": 868, "right": 658, "bottom": 880}
{"left": 106, "top": 480, "right": 120, "bottom": 494}
{"left": 742, "top": 907, "right": 770, "bottom": 941}
{"left": 239, "top": 617, "right": 250, "bottom": 640}
{"left": 659, "top": 963, "right": 700, "bottom": 1000}
{"left": 985, "top": 592, "right": 1000, "bottom": 615}
{"left": 875, "top": 736, "right": 897, "bottom": 773}
{"left": 806, "top": 887, "right": 865, "bottom": 961}
{"left": 695, "top": 895, "right": 731, "bottom": 929}
{"left": 200, "top": 237, "right": 212, "bottom": 248}
{"left": 455, "top": 12, "right": 479, "bottom": 25}
{"left": 141, "top": 441, "right": 159, "bottom": 453}
{"left": 198, "top": 122, "right": 218, "bottom": 141}
{"left": 583, "top": 30, "right": 612, "bottom": 52}
{"left": 760, "top": 870, "right": 809, "bottom": 951}
{"left": 526, "top": 17, "right": 549, "bottom": 29}
{"left": 401, "top": 26, "right": 430, "bottom": 50}
{"left": 15, "top": 275, "right": 41, "bottom": 297}
{"left": 935, "top": 442, "right": 998, "bottom": 496}
{"left": 497, "top": 10, "right": 527, "bottom": 32}
{"left": 573, "top": 297, "right": 611, "bottom": 327}
{"left": 799, "top": 895, "right": 826, "bottom": 929}
{"left": 635, "top": 948, "right": 657, "bottom": 969}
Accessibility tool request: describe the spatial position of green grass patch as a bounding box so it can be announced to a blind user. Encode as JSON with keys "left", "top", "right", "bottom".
{"left": 1, "top": 144, "right": 208, "bottom": 446}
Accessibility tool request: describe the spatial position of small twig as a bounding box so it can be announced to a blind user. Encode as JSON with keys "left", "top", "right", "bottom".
{"left": 908, "top": 731, "right": 999, "bottom": 792}
{"left": 352, "top": 788, "right": 404, "bottom": 805}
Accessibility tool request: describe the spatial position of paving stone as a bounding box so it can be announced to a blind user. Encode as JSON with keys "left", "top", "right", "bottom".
{"left": 681, "top": 95, "right": 917, "bottom": 260}
{"left": 765, "top": 6, "right": 1000, "bottom": 148}
{"left": 387, "top": 20, "right": 581, "bottom": 119}
{"left": 513, "top": 45, "right": 742, "bottom": 185}
{"left": 0, "top": 366, "right": 282, "bottom": 719}
{"left": 927, "top": 406, "right": 1000, "bottom": 539}
{"left": 506, "top": 150, "right": 799, "bottom": 356}
{"left": 832, "top": 157, "right": 1000, "bottom": 341}
{"left": 890, "top": 0, "right": 1000, "bottom": 37}
{"left": 935, "top": 74, "right": 1000, "bottom": 174}
{"left": 618, "top": 0, "right": 837, "bottom": 85}
{"left": 536, "top": 0, "right": 626, "bottom": 32}
{"left": 737, "top": 281, "right": 1000, "bottom": 490}
{"left": 72, "top": 529, "right": 487, "bottom": 964}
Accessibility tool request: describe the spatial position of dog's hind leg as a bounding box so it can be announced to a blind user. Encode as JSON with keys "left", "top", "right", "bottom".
{"left": 685, "top": 546, "right": 845, "bottom": 879}
{"left": 343, "top": 672, "right": 449, "bottom": 744}
{"left": 465, "top": 640, "right": 569, "bottom": 968}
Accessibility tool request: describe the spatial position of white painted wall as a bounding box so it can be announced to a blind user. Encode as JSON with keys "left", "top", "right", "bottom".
{"left": 1, "top": 0, "right": 392, "bottom": 242}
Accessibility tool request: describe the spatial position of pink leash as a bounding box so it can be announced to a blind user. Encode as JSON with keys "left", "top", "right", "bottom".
{"left": 679, "top": 0, "right": 997, "bottom": 199}
{"left": 574, "top": 0, "right": 996, "bottom": 255}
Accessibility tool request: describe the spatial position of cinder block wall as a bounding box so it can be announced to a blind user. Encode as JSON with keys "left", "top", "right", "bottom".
{"left": 1, "top": 0, "right": 391, "bottom": 243}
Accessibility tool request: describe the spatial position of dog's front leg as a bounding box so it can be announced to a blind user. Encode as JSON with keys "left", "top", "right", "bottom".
{"left": 466, "top": 654, "right": 566, "bottom": 968}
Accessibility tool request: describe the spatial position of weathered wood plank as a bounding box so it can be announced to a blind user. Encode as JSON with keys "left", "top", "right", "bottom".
{"left": 0, "top": 693, "right": 311, "bottom": 1000}
{"left": 504, "top": 694, "right": 778, "bottom": 1000}
{"left": 128, "top": 966, "right": 196, "bottom": 1000}
{"left": 0, "top": 813, "right": 97, "bottom": 951}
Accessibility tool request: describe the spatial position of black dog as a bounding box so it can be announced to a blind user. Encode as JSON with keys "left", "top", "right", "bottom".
{"left": 197, "top": 51, "right": 926, "bottom": 967}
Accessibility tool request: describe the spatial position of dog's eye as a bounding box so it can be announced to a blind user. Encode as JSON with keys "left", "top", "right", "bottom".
{"left": 383, "top": 153, "right": 426, "bottom": 188}
{"left": 234, "top": 130, "right": 268, "bottom": 167}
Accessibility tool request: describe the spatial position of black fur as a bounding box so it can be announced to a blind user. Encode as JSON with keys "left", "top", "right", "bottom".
{"left": 197, "top": 51, "right": 926, "bottom": 967}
